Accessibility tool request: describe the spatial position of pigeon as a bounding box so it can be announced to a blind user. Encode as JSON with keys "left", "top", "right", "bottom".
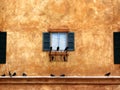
{"left": 60, "top": 74, "right": 65, "bottom": 76}
{"left": 50, "top": 47, "right": 52, "bottom": 51}
{"left": 50, "top": 74, "right": 55, "bottom": 77}
{"left": 1, "top": 74, "right": 5, "bottom": 76}
{"left": 105, "top": 72, "right": 111, "bottom": 76}
{"left": 9, "top": 71, "right": 12, "bottom": 77}
{"left": 22, "top": 73, "right": 27, "bottom": 76}
{"left": 12, "top": 72, "right": 16, "bottom": 76}
{"left": 64, "top": 47, "right": 69, "bottom": 51}
{"left": 57, "top": 46, "right": 59, "bottom": 51}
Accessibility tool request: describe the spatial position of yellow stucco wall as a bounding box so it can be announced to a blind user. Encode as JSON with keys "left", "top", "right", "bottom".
{"left": 0, "top": 0, "right": 120, "bottom": 76}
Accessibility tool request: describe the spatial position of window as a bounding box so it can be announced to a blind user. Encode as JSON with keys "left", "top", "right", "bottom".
{"left": 51, "top": 33, "right": 67, "bottom": 51}
{"left": 0, "top": 32, "right": 7, "bottom": 64}
{"left": 43, "top": 32, "right": 74, "bottom": 51}
{"left": 114, "top": 32, "right": 120, "bottom": 64}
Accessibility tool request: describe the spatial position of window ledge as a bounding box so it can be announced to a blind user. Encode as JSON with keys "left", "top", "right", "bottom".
{"left": 48, "top": 29, "right": 69, "bottom": 33}
{"left": 0, "top": 76, "right": 120, "bottom": 85}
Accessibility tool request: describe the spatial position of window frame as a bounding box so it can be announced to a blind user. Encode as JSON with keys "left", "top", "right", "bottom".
{"left": 0, "top": 32, "right": 7, "bottom": 64}
{"left": 43, "top": 29, "right": 74, "bottom": 51}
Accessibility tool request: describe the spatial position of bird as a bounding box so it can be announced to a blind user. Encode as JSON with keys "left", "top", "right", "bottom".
{"left": 12, "top": 72, "right": 16, "bottom": 76}
{"left": 22, "top": 73, "right": 27, "bottom": 76}
{"left": 9, "top": 71, "right": 12, "bottom": 77}
{"left": 64, "top": 47, "right": 69, "bottom": 51}
{"left": 50, "top": 47, "right": 52, "bottom": 51}
{"left": 1, "top": 74, "right": 5, "bottom": 76}
{"left": 50, "top": 74, "right": 55, "bottom": 77}
{"left": 60, "top": 74, "right": 65, "bottom": 77}
{"left": 57, "top": 46, "right": 59, "bottom": 51}
{"left": 105, "top": 72, "right": 111, "bottom": 76}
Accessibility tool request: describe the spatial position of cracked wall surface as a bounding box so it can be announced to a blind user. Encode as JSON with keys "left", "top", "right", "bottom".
{"left": 0, "top": 0, "right": 120, "bottom": 76}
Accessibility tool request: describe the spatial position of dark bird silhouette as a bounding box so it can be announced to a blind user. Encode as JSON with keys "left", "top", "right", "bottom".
{"left": 57, "top": 46, "right": 59, "bottom": 51}
{"left": 64, "top": 47, "right": 69, "bottom": 51}
{"left": 9, "top": 71, "right": 12, "bottom": 77}
{"left": 12, "top": 72, "right": 16, "bottom": 76}
{"left": 22, "top": 73, "right": 27, "bottom": 76}
{"left": 60, "top": 74, "right": 65, "bottom": 76}
{"left": 105, "top": 72, "right": 111, "bottom": 76}
{"left": 50, "top": 74, "right": 55, "bottom": 77}
{"left": 1, "top": 74, "right": 5, "bottom": 76}
{"left": 50, "top": 47, "right": 52, "bottom": 51}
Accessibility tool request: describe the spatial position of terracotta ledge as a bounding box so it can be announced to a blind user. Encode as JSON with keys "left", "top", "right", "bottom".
{"left": 48, "top": 29, "right": 69, "bottom": 32}
{"left": 49, "top": 52, "right": 68, "bottom": 56}
{"left": 0, "top": 76, "right": 120, "bottom": 85}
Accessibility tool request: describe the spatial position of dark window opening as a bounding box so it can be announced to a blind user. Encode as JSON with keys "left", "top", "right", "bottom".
{"left": 114, "top": 32, "right": 120, "bottom": 64}
{"left": 0, "top": 32, "right": 7, "bottom": 64}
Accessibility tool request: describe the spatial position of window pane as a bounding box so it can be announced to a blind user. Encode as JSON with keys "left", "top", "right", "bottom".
{"left": 59, "top": 33, "right": 67, "bottom": 51}
{"left": 0, "top": 32, "right": 7, "bottom": 64}
{"left": 114, "top": 32, "right": 120, "bottom": 64}
{"left": 51, "top": 33, "right": 67, "bottom": 51}
{"left": 51, "top": 33, "right": 58, "bottom": 51}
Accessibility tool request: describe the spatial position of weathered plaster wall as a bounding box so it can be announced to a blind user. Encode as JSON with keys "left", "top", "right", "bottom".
{"left": 0, "top": 0, "right": 120, "bottom": 76}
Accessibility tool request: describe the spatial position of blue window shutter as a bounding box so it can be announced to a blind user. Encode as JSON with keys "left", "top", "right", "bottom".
{"left": 68, "top": 32, "right": 74, "bottom": 51}
{"left": 114, "top": 32, "right": 120, "bottom": 64}
{"left": 0, "top": 32, "right": 7, "bottom": 64}
{"left": 43, "top": 32, "right": 50, "bottom": 51}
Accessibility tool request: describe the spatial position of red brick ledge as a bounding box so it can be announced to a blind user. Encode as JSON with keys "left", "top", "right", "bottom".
{"left": 0, "top": 76, "right": 120, "bottom": 85}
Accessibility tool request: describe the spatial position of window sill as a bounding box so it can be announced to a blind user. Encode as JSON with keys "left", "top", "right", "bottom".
{"left": 49, "top": 51, "right": 68, "bottom": 56}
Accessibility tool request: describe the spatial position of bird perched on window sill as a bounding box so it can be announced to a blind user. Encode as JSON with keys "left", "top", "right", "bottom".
{"left": 105, "top": 72, "right": 111, "bottom": 76}
{"left": 12, "top": 72, "right": 16, "bottom": 76}
{"left": 1, "top": 74, "right": 5, "bottom": 76}
{"left": 57, "top": 46, "right": 59, "bottom": 51}
{"left": 9, "top": 71, "right": 12, "bottom": 77}
{"left": 64, "top": 47, "right": 68, "bottom": 51}
{"left": 22, "top": 73, "right": 27, "bottom": 76}
{"left": 49, "top": 46, "right": 52, "bottom": 55}
{"left": 60, "top": 74, "right": 65, "bottom": 77}
{"left": 9, "top": 71, "right": 16, "bottom": 77}
{"left": 50, "top": 74, "right": 55, "bottom": 77}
